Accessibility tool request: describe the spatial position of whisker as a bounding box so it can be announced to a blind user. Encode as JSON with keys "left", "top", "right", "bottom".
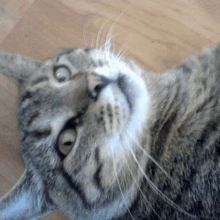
{"left": 83, "top": 20, "right": 90, "bottom": 47}
{"left": 103, "top": 29, "right": 112, "bottom": 60}
{"left": 115, "top": 40, "right": 131, "bottom": 61}
{"left": 107, "top": 30, "right": 113, "bottom": 60}
{"left": 100, "top": 26, "right": 119, "bottom": 52}
{"left": 105, "top": 0, "right": 136, "bottom": 45}
{"left": 103, "top": 0, "right": 137, "bottom": 58}
{"left": 126, "top": 130, "right": 176, "bottom": 186}
{"left": 128, "top": 146, "right": 197, "bottom": 219}
{"left": 110, "top": 145, "right": 135, "bottom": 220}
{"left": 119, "top": 51, "right": 129, "bottom": 61}
{"left": 97, "top": 32, "right": 121, "bottom": 60}
{"left": 96, "top": 15, "right": 115, "bottom": 49}
{"left": 133, "top": 140, "right": 177, "bottom": 186}
{"left": 91, "top": 35, "right": 95, "bottom": 48}
{"left": 119, "top": 143, "right": 162, "bottom": 219}
{"left": 112, "top": 34, "right": 124, "bottom": 59}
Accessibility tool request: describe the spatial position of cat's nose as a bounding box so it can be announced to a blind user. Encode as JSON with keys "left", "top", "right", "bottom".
{"left": 86, "top": 73, "right": 110, "bottom": 99}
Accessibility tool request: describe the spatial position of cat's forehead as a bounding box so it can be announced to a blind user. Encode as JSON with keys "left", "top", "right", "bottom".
{"left": 50, "top": 47, "right": 137, "bottom": 79}
{"left": 56, "top": 48, "right": 95, "bottom": 70}
{"left": 55, "top": 47, "right": 109, "bottom": 66}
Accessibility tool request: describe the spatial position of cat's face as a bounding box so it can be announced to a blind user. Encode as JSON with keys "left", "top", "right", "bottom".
{"left": 16, "top": 47, "right": 149, "bottom": 217}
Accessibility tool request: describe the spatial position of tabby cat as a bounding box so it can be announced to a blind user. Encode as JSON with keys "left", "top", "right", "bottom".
{"left": 0, "top": 43, "right": 220, "bottom": 220}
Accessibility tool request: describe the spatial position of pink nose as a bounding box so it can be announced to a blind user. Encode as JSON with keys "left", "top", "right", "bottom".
{"left": 87, "top": 73, "right": 110, "bottom": 99}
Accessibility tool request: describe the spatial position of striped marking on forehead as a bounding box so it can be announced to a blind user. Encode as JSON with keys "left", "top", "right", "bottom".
{"left": 57, "top": 49, "right": 105, "bottom": 72}
{"left": 31, "top": 76, "right": 49, "bottom": 86}
{"left": 56, "top": 48, "right": 78, "bottom": 61}
{"left": 65, "top": 52, "right": 92, "bottom": 70}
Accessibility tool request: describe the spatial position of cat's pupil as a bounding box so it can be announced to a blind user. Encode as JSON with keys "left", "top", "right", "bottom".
{"left": 58, "top": 129, "right": 76, "bottom": 156}
{"left": 94, "top": 84, "right": 103, "bottom": 93}
{"left": 54, "top": 66, "right": 70, "bottom": 82}
{"left": 64, "top": 141, "right": 73, "bottom": 146}
{"left": 57, "top": 76, "right": 66, "bottom": 82}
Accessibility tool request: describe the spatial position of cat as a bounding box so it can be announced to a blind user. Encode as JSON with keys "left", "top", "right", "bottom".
{"left": 0, "top": 42, "right": 220, "bottom": 220}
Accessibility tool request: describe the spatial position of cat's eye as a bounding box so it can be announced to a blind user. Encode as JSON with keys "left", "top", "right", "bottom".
{"left": 54, "top": 66, "right": 70, "bottom": 82}
{"left": 58, "top": 129, "right": 76, "bottom": 156}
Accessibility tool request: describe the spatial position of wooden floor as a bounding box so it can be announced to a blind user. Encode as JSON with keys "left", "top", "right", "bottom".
{"left": 0, "top": 0, "right": 220, "bottom": 219}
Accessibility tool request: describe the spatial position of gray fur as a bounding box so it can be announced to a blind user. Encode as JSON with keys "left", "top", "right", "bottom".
{"left": 0, "top": 44, "right": 220, "bottom": 220}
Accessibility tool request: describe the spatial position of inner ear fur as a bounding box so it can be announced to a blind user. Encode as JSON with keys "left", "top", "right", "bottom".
{"left": 0, "top": 169, "right": 55, "bottom": 219}
{"left": 0, "top": 51, "right": 43, "bottom": 86}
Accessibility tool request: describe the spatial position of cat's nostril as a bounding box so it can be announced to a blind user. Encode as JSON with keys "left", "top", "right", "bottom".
{"left": 87, "top": 73, "right": 110, "bottom": 99}
{"left": 94, "top": 84, "right": 105, "bottom": 94}
{"left": 117, "top": 75, "right": 125, "bottom": 89}
{"left": 117, "top": 75, "right": 133, "bottom": 111}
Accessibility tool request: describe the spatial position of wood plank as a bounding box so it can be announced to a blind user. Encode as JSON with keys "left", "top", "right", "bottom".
{"left": 0, "top": 0, "right": 35, "bottom": 44}
{"left": 60, "top": 0, "right": 220, "bottom": 71}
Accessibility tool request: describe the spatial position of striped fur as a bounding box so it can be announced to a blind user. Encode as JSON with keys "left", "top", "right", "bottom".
{"left": 0, "top": 44, "right": 220, "bottom": 220}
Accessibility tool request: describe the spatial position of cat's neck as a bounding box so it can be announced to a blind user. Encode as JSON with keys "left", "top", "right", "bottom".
{"left": 144, "top": 69, "right": 184, "bottom": 128}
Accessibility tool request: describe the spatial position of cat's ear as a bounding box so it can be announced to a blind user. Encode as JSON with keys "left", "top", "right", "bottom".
{"left": 0, "top": 51, "right": 43, "bottom": 86}
{"left": 0, "top": 169, "right": 55, "bottom": 220}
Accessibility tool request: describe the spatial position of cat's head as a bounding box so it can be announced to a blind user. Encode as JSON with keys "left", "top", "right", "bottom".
{"left": 0, "top": 47, "right": 149, "bottom": 218}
